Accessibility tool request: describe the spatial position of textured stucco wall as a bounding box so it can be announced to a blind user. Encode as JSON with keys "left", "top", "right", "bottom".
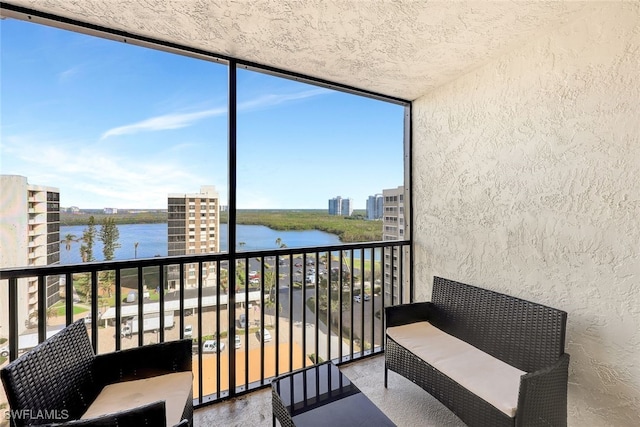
{"left": 412, "top": 3, "right": 640, "bottom": 426}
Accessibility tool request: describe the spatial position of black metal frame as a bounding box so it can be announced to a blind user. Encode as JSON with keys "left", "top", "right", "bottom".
{"left": 0, "top": 0, "right": 415, "bottom": 414}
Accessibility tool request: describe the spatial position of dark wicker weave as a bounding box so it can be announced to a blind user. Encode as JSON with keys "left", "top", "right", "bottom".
{"left": 385, "top": 277, "right": 569, "bottom": 427}
{"left": 1, "top": 319, "right": 193, "bottom": 427}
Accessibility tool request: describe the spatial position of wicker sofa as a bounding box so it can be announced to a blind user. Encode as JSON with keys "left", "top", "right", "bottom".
{"left": 385, "top": 276, "right": 569, "bottom": 427}
{"left": 1, "top": 319, "right": 193, "bottom": 427}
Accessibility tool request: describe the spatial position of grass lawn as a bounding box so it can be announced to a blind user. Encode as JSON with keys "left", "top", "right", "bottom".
{"left": 52, "top": 302, "right": 89, "bottom": 317}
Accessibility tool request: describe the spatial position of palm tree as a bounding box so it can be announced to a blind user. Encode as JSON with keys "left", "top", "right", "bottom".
{"left": 62, "top": 233, "right": 77, "bottom": 251}
{"left": 134, "top": 242, "right": 139, "bottom": 259}
{"left": 275, "top": 238, "right": 282, "bottom": 248}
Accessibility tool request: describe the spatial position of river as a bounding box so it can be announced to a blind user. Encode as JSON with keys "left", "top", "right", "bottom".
{"left": 60, "top": 223, "right": 343, "bottom": 264}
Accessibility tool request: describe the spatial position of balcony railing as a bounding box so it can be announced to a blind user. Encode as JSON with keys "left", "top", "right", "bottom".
{"left": 0, "top": 240, "right": 411, "bottom": 408}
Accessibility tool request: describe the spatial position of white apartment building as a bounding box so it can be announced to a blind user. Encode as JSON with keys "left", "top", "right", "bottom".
{"left": 0, "top": 175, "right": 60, "bottom": 333}
{"left": 328, "top": 196, "right": 353, "bottom": 216}
{"left": 366, "top": 194, "right": 383, "bottom": 220}
{"left": 382, "top": 186, "right": 407, "bottom": 304}
{"left": 167, "top": 186, "right": 220, "bottom": 288}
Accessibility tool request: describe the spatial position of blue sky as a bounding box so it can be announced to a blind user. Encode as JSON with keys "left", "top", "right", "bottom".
{"left": 1, "top": 18, "right": 405, "bottom": 210}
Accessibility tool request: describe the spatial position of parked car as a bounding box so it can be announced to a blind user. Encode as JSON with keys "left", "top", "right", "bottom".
{"left": 256, "top": 329, "right": 272, "bottom": 342}
{"left": 249, "top": 278, "right": 260, "bottom": 285}
{"left": 364, "top": 294, "right": 371, "bottom": 301}
{"left": 294, "top": 263, "right": 302, "bottom": 267}
{"left": 235, "top": 335, "right": 241, "bottom": 349}
{"left": 354, "top": 295, "right": 362, "bottom": 303}
{"left": 184, "top": 324, "right": 193, "bottom": 339}
{"left": 202, "top": 340, "right": 225, "bottom": 353}
{"left": 0, "top": 346, "right": 8, "bottom": 357}
{"left": 239, "top": 313, "right": 246, "bottom": 328}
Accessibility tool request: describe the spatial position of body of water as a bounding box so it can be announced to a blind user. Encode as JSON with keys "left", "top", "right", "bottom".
{"left": 60, "top": 223, "right": 343, "bottom": 264}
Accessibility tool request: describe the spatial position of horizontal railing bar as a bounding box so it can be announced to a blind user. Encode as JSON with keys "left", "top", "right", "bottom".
{"left": 0, "top": 240, "right": 410, "bottom": 279}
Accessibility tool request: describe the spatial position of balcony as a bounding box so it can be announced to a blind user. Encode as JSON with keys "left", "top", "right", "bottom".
{"left": 0, "top": 240, "right": 410, "bottom": 422}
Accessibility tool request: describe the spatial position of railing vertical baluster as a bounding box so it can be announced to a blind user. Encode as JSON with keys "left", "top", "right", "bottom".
{"left": 215, "top": 259, "right": 221, "bottom": 398}
{"left": 349, "top": 250, "right": 354, "bottom": 361}
{"left": 380, "top": 248, "right": 385, "bottom": 350}
{"left": 360, "top": 249, "right": 365, "bottom": 356}
{"left": 262, "top": 256, "right": 268, "bottom": 385}
{"left": 179, "top": 263, "right": 185, "bottom": 339}
{"left": 399, "top": 244, "right": 404, "bottom": 305}
{"left": 302, "top": 253, "right": 307, "bottom": 368}
{"left": 275, "top": 257, "right": 280, "bottom": 377}
{"left": 159, "top": 264, "right": 165, "bottom": 343}
{"left": 259, "top": 257, "right": 265, "bottom": 385}
{"left": 338, "top": 250, "right": 343, "bottom": 362}
{"left": 314, "top": 252, "right": 320, "bottom": 365}
{"left": 137, "top": 266, "right": 143, "bottom": 348}
{"left": 91, "top": 270, "right": 98, "bottom": 353}
{"left": 198, "top": 261, "right": 204, "bottom": 401}
{"left": 37, "top": 275, "right": 46, "bottom": 344}
{"left": 9, "top": 277, "right": 18, "bottom": 361}
{"left": 326, "top": 251, "right": 331, "bottom": 363}
{"left": 115, "top": 268, "right": 121, "bottom": 351}
{"left": 244, "top": 257, "right": 249, "bottom": 390}
{"left": 65, "top": 272, "right": 73, "bottom": 326}
{"left": 371, "top": 248, "right": 375, "bottom": 353}
{"left": 288, "top": 254, "right": 293, "bottom": 373}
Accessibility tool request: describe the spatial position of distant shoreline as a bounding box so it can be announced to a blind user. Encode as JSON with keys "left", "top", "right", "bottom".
{"left": 61, "top": 209, "right": 380, "bottom": 243}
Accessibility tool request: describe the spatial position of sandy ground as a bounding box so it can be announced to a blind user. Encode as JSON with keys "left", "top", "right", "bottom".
{"left": 193, "top": 342, "right": 310, "bottom": 397}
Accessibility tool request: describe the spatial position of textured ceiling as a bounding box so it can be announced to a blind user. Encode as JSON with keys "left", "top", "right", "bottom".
{"left": 2, "top": 1, "right": 592, "bottom": 101}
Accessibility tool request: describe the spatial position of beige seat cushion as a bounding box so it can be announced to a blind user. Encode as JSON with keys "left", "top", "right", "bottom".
{"left": 81, "top": 371, "right": 192, "bottom": 426}
{"left": 387, "top": 321, "right": 525, "bottom": 418}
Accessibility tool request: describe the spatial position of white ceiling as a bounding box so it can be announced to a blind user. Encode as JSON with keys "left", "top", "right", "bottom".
{"left": 2, "top": 1, "right": 592, "bottom": 101}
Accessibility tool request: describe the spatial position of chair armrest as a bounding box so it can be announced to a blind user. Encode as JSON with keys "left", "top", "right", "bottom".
{"left": 94, "top": 339, "right": 192, "bottom": 385}
{"left": 385, "top": 302, "right": 433, "bottom": 328}
{"left": 48, "top": 400, "right": 166, "bottom": 426}
{"left": 516, "top": 353, "right": 570, "bottom": 427}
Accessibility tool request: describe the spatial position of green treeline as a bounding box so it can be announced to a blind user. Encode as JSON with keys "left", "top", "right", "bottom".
{"left": 61, "top": 209, "right": 382, "bottom": 243}
{"left": 233, "top": 210, "right": 381, "bottom": 243}
{"left": 61, "top": 212, "right": 167, "bottom": 226}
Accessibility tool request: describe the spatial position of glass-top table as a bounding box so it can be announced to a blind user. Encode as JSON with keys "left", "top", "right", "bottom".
{"left": 271, "top": 361, "right": 396, "bottom": 427}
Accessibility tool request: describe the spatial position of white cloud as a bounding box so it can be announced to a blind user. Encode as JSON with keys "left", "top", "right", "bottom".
{"left": 59, "top": 66, "right": 81, "bottom": 82}
{"left": 100, "top": 107, "right": 226, "bottom": 139}
{"left": 100, "top": 88, "right": 330, "bottom": 140}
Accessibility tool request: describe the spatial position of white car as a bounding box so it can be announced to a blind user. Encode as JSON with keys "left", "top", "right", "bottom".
{"left": 184, "top": 325, "right": 193, "bottom": 339}
{"left": 354, "top": 295, "right": 361, "bottom": 303}
{"left": 256, "top": 329, "right": 272, "bottom": 342}
{"left": 202, "top": 340, "right": 225, "bottom": 353}
{"left": 0, "top": 346, "right": 9, "bottom": 357}
{"left": 235, "top": 335, "right": 241, "bottom": 349}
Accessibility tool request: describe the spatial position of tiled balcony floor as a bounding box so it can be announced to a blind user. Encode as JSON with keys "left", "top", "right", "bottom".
{"left": 194, "top": 354, "right": 465, "bottom": 427}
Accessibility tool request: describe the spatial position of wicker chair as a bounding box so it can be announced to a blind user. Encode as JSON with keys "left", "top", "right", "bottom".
{"left": 1, "top": 319, "right": 193, "bottom": 427}
{"left": 385, "top": 276, "right": 569, "bottom": 427}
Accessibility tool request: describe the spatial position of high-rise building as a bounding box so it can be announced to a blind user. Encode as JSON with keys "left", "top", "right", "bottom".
{"left": 382, "top": 186, "right": 407, "bottom": 304}
{"left": 167, "top": 186, "right": 220, "bottom": 288}
{"left": 328, "top": 196, "right": 353, "bottom": 216}
{"left": 366, "top": 194, "right": 383, "bottom": 220}
{"left": 0, "top": 175, "right": 60, "bottom": 332}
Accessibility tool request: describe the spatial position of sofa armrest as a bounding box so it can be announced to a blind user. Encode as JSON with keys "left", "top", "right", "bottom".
{"left": 48, "top": 400, "right": 166, "bottom": 426}
{"left": 516, "top": 353, "right": 570, "bottom": 427}
{"left": 94, "top": 339, "right": 192, "bottom": 385}
{"left": 385, "top": 302, "right": 433, "bottom": 328}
